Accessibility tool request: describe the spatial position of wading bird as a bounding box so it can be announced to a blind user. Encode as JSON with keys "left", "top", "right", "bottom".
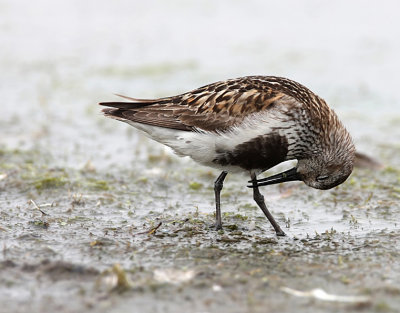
{"left": 100, "top": 76, "right": 355, "bottom": 236}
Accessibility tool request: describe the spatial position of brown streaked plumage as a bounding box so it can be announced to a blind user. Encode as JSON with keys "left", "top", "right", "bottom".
{"left": 100, "top": 76, "right": 356, "bottom": 236}
{"left": 101, "top": 76, "right": 297, "bottom": 131}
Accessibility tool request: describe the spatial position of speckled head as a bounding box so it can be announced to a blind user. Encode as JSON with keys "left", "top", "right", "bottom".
{"left": 297, "top": 149, "right": 355, "bottom": 190}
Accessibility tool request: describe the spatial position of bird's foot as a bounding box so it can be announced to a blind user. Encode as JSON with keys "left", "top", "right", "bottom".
{"left": 275, "top": 230, "right": 286, "bottom": 237}
{"left": 209, "top": 223, "right": 222, "bottom": 231}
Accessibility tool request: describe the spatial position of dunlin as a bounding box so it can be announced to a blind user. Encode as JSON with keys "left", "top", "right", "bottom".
{"left": 100, "top": 76, "right": 355, "bottom": 236}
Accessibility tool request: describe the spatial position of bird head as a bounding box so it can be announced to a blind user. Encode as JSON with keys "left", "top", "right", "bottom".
{"left": 296, "top": 155, "right": 354, "bottom": 190}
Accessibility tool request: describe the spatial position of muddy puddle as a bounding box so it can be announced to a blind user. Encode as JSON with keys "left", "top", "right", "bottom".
{"left": 1, "top": 1, "right": 400, "bottom": 312}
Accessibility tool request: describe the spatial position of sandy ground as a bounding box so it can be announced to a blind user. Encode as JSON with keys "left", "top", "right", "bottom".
{"left": 1, "top": 1, "right": 400, "bottom": 312}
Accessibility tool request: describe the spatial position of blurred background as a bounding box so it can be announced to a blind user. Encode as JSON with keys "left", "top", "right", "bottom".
{"left": 1, "top": 0, "right": 399, "bottom": 168}
{"left": 1, "top": 1, "right": 400, "bottom": 312}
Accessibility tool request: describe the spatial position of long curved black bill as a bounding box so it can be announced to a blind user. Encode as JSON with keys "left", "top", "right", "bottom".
{"left": 247, "top": 167, "right": 301, "bottom": 188}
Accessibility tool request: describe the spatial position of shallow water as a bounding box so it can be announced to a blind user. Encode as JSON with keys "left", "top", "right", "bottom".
{"left": 1, "top": 1, "right": 400, "bottom": 312}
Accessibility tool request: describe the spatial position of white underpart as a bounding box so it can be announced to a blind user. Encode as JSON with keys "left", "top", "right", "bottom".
{"left": 126, "top": 110, "right": 299, "bottom": 173}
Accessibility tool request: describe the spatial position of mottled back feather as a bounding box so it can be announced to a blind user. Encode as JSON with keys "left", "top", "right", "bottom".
{"left": 99, "top": 76, "right": 324, "bottom": 132}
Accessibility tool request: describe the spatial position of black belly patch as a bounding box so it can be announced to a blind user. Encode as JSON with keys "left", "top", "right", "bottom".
{"left": 213, "top": 133, "right": 289, "bottom": 171}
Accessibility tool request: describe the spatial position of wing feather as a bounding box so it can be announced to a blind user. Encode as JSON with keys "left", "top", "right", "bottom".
{"left": 99, "top": 76, "right": 312, "bottom": 132}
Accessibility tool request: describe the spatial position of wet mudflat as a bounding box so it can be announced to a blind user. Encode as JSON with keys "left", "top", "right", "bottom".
{"left": 1, "top": 140, "right": 400, "bottom": 313}
{"left": 1, "top": 1, "right": 400, "bottom": 312}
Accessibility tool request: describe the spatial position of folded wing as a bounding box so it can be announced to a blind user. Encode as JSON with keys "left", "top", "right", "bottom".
{"left": 99, "top": 76, "right": 293, "bottom": 132}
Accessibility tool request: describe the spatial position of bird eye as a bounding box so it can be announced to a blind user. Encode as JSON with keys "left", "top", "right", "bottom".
{"left": 316, "top": 175, "right": 329, "bottom": 182}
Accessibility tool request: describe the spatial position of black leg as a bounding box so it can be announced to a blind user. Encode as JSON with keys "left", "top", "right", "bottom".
{"left": 251, "top": 173, "right": 285, "bottom": 236}
{"left": 214, "top": 171, "right": 228, "bottom": 230}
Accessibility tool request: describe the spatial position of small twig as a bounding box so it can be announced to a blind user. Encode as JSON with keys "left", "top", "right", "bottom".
{"left": 135, "top": 222, "right": 162, "bottom": 235}
{"left": 30, "top": 199, "right": 49, "bottom": 216}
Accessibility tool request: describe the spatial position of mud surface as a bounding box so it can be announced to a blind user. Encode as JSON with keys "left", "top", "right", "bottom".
{"left": 1, "top": 1, "right": 400, "bottom": 313}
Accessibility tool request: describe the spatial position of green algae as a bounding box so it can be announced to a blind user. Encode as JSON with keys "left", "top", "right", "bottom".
{"left": 188, "top": 181, "right": 203, "bottom": 190}
{"left": 85, "top": 178, "right": 110, "bottom": 191}
{"left": 29, "top": 220, "right": 50, "bottom": 229}
{"left": 34, "top": 175, "right": 68, "bottom": 190}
